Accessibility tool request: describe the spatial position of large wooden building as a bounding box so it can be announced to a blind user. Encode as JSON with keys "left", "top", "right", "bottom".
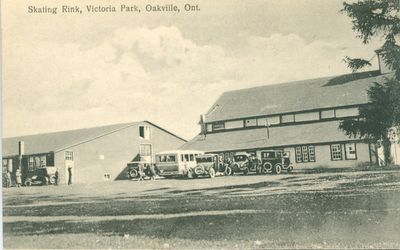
{"left": 2, "top": 121, "right": 186, "bottom": 184}
{"left": 181, "top": 70, "right": 394, "bottom": 169}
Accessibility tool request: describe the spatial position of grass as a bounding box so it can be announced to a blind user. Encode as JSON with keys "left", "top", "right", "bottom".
{"left": 3, "top": 170, "right": 400, "bottom": 249}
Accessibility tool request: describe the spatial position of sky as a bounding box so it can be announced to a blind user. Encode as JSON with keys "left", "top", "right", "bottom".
{"left": 2, "top": 0, "right": 384, "bottom": 140}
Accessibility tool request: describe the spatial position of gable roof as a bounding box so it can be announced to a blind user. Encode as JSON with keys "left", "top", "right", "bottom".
{"left": 180, "top": 120, "right": 359, "bottom": 152}
{"left": 204, "top": 71, "right": 392, "bottom": 123}
{"left": 2, "top": 121, "right": 186, "bottom": 156}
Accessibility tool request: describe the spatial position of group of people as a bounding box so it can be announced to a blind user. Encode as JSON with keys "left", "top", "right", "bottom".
{"left": 137, "top": 163, "right": 159, "bottom": 181}
{"left": 4, "top": 168, "right": 60, "bottom": 187}
{"left": 4, "top": 169, "right": 22, "bottom": 188}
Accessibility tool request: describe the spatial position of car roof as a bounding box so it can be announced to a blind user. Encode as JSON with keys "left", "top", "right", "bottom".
{"left": 156, "top": 150, "right": 204, "bottom": 155}
{"left": 196, "top": 154, "right": 218, "bottom": 157}
{"left": 235, "top": 152, "right": 251, "bottom": 156}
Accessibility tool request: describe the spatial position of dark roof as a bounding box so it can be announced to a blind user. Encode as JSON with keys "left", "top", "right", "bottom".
{"left": 2, "top": 121, "right": 186, "bottom": 156}
{"left": 204, "top": 71, "right": 391, "bottom": 123}
{"left": 180, "top": 121, "right": 359, "bottom": 152}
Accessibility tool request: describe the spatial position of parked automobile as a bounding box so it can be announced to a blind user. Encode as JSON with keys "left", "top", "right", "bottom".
{"left": 155, "top": 150, "right": 204, "bottom": 178}
{"left": 127, "top": 161, "right": 157, "bottom": 179}
{"left": 260, "top": 150, "right": 293, "bottom": 174}
{"left": 24, "top": 166, "right": 57, "bottom": 186}
{"left": 230, "top": 152, "right": 262, "bottom": 175}
{"left": 193, "top": 154, "right": 222, "bottom": 178}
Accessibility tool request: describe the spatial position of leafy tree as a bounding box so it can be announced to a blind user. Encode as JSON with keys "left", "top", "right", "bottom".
{"left": 341, "top": 0, "right": 400, "bottom": 79}
{"left": 339, "top": 0, "right": 400, "bottom": 165}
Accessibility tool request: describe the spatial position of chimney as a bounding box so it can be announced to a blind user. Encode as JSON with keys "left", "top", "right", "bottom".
{"left": 375, "top": 49, "right": 391, "bottom": 74}
{"left": 18, "top": 141, "right": 25, "bottom": 156}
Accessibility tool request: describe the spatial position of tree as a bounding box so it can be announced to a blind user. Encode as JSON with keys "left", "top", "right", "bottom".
{"left": 340, "top": 0, "right": 400, "bottom": 165}
{"left": 341, "top": 0, "right": 400, "bottom": 79}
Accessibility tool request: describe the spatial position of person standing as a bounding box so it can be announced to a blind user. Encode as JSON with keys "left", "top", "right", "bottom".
{"left": 138, "top": 163, "right": 145, "bottom": 181}
{"left": 55, "top": 168, "right": 59, "bottom": 185}
{"left": 68, "top": 166, "right": 72, "bottom": 185}
{"left": 6, "top": 171, "right": 12, "bottom": 188}
{"left": 15, "top": 169, "right": 22, "bottom": 187}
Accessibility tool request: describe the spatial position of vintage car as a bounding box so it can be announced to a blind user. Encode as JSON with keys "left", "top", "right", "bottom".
{"left": 260, "top": 150, "right": 293, "bottom": 174}
{"left": 127, "top": 161, "right": 157, "bottom": 179}
{"left": 230, "top": 152, "right": 262, "bottom": 175}
{"left": 24, "top": 166, "right": 58, "bottom": 186}
{"left": 193, "top": 154, "right": 222, "bottom": 178}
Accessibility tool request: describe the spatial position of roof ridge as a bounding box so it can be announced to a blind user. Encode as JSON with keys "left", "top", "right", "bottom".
{"left": 54, "top": 122, "right": 140, "bottom": 152}
{"left": 3, "top": 121, "right": 137, "bottom": 139}
{"left": 222, "top": 70, "right": 380, "bottom": 95}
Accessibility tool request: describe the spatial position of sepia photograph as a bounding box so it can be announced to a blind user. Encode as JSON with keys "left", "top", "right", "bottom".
{"left": 1, "top": 0, "right": 400, "bottom": 249}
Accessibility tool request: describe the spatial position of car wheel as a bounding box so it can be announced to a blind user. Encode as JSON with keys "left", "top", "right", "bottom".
{"left": 287, "top": 165, "right": 293, "bottom": 173}
{"left": 49, "top": 175, "right": 56, "bottom": 184}
{"left": 243, "top": 167, "right": 249, "bottom": 175}
{"left": 225, "top": 166, "right": 233, "bottom": 176}
{"left": 209, "top": 168, "right": 216, "bottom": 178}
{"left": 263, "top": 163, "right": 272, "bottom": 174}
{"left": 129, "top": 169, "right": 138, "bottom": 179}
{"left": 274, "top": 164, "right": 282, "bottom": 175}
{"left": 194, "top": 167, "right": 203, "bottom": 176}
{"left": 24, "top": 178, "right": 32, "bottom": 187}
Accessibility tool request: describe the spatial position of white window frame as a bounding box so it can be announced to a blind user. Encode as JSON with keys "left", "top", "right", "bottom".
{"left": 344, "top": 143, "right": 357, "bottom": 160}
{"left": 139, "top": 144, "right": 152, "bottom": 157}
{"left": 281, "top": 114, "right": 295, "bottom": 123}
{"left": 103, "top": 173, "right": 111, "bottom": 181}
{"left": 28, "top": 157, "right": 34, "bottom": 171}
{"left": 320, "top": 109, "right": 335, "bottom": 119}
{"left": 244, "top": 119, "right": 257, "bottom": 127}
{"left": 65, "top": 151, "right": 74, "bottom": 161}
{"left": 40, "top": 155, "right": 47, "bottom": 167}
{"left": 295, "top": 145, "right": 316, "bottom": 163}
{"left": 331, "top": 144, "right": 343, "bottom": 161}
{"left": 139, "top": 125, "right": 151, "bottom": 140}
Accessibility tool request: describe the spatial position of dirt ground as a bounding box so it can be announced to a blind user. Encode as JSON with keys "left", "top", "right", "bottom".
{"left": 3, "top": 170, "right": 400, "bottom": 249}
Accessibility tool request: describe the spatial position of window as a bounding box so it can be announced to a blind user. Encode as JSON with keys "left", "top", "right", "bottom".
{"left": 40, "top": 156, "right": 46, "bottom": 167}
{"left": 302, "top": 146, "right": 309, "bottom": 162}
{"left": 295, "top": 112, "right": 319, "bottom": 122}
{"left": 295, "top": 145, "right": 316, "bottom": 163}
{"left": 35, "top": 157, "right": 41, "bottom": 167}
{"left": 65, "top": 151, "right": 74, "bottom": 161}
{"left": 139, "top": 126, "right": 151, "bottom": 139}
{"left": 335, "top": 107, "right": 359, "bottom": 118}
{"left": 103, "top": 173, "right": 111, "bottom": 181}
{"left": 345, "top": 143, "right": 357, "bottom": 160}
{"left": 189, "top": 154, "right": 194, "bottom": 161}
{"left": 139, "top": 144, "right": 152, "bottom": 156}
{"left": 212, "top": 121, "right": 225, "bottom": 131}
{"left": 225, "top": 120, "right": 244, "bottom": 129}
{"left": 257, "top": 116, "right": 280, "bottom": 126}
{"left": 308, "top": 146, "right": 315, "bottom": 162}
{"left": 2, "top": 159, "right": 8, "bottom": 173}
{"left": 295, "top": 147, "right": 302, "bottom": 163}
{"left": 331, "top": 144, "right": 343, "bottom": 160}
{"left": 28, "top": 157, "right": 34, "bottom": 171}
{"left": 159, "top": 155, "right": 176, "bottom": 162}
{"left": 320, "top": 109, "right": 335, "bottom": 119}
{"left": 244, "top": 119, "right": 257, "bottom": 127}
{"left": 184, "top": 154, "right": 189, "bottom": 161}
{"left": 281, "top": 114, "right": 295, "bottom": 123}
{"left": 206, "top": 124, "right": 213, "bottom": 132}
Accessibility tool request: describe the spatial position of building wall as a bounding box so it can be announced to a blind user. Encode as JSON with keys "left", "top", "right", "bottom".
{"left": 54, "top": 122, "right": 185, "bottom": 184}
{"left": 284, "top": 142, "right": 371, "bottom": 169}
{"left": 213, "top": 141, "right": 373, "bottom": 170}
